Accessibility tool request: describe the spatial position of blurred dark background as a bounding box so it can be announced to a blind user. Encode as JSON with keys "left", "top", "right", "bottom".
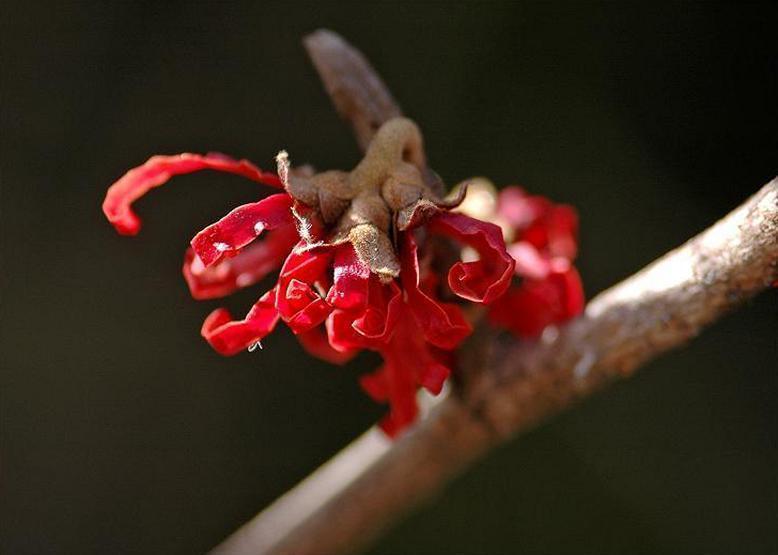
{"left": 2, "top": 2, "right": 777, "bottom": 554}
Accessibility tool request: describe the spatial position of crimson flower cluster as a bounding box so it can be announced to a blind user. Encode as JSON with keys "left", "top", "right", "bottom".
{"left": 462, "top": 183, "right": 585, "bottom": 337}
{"left": 102, "top": 119, "right": 583, "bottom": 436}
{"left": 103, "top": 120, "right": 517, "bottom": 436}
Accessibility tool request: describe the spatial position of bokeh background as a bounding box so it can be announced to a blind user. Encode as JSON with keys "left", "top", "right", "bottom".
{"left": 2, "top": 2, "right": 777, "bottom": 554}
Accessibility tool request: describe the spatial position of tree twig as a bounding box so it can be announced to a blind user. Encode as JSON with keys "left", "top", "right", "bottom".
{"left": 303, "top": 29, "right": 402, "bottom": 153}
{"left": 210, "top": 30, "right": 778, "bottom": 555}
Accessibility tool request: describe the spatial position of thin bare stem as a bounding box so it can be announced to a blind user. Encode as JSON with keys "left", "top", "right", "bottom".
{"left": 303, "top": 29, "right": 402, "bottom": 153}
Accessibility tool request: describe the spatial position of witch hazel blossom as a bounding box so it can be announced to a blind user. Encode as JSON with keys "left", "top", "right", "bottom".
{"left": 457, "top": 179, "right": 585, "bottom": 337}
{"left": 103, "top": 118, "right": 516, "bottom": 436}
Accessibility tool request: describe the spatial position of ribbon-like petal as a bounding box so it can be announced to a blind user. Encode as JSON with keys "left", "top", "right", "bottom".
{"left": 522, "top": 204, "right": 579, "bottom": 260}
{"left": 488, "top": 264, "right": 584, "bottom": 337}
{"left": 191, "top": 193, "right": 294, "bottom": 267}
{"left": 182, "top": 223, "right": 298, "bottom": 300}
{"left": 497, "top": 187, "right": 579, "bottom": 260}
{"left": 275, "top": 246, "right": 334, "bottom": 333}
{"left": 400, "top": 232, "right": 471, "bottom": 349}
{"left": 427, "top": 212, "right": 515, "bottom": 305}
{"left": 103, "top": 152, "right": 282, "bottom": 235}
{"left": 361, "top": 303, "right": 454, "bottom": 437}
{"left": 325, "top": 244, "right": 370, "bottom": 310}
{"left": 201, "top": 287, "right": 280, "bottom": 355}
{"left": 296, "top": 327, "right": 358, "bottom": 365}
{"left": 325, "top": 278, "right": 401, "bottom": 353}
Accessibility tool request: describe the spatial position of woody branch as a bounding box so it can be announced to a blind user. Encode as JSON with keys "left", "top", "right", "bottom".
{"left": 211, "top": 30, "right": 778, "bottom": 555}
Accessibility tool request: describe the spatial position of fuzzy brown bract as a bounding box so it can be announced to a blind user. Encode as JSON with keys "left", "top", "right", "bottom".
{"left": 278, "top": 117, "right": 466, "bottom": 281}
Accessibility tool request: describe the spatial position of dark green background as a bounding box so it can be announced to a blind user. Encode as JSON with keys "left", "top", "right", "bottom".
{"left": 2, "top": 2, "right": 776, "bottom": 554}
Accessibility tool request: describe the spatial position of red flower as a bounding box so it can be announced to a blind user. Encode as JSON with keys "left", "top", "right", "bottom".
{"left": 103, "top": 120, "right": 515, "bottom": 437}
{"left": 472, "top": 184, "right": 585, "bottom": 337}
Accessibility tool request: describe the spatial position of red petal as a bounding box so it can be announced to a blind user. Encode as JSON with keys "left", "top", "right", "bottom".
{"left": 182, "top": 223, "right": 298, "bottom": 299}
{"left": 546, "top": 205, "right": 579, "bottom": 260}
{"left": 278, "top": 244, "right": 333, "bottom": 282}
{"left": 296, "top": 327, "right": 358, "bottom": 365}
{"left": 201, "top": 287, "right": 280, "bottom": 355}
{"left": 497, "top": 187, "right": 550, "bottom": 230}
{"left": 275, "top": 246, "right": 334, "bottom": 333}
{"left": 399, "top": 232, "right": 471, "bottom": 349}
{"left": 191, "top": 193, "right": 293, "bottom": 267}
{"left": 326, "top": 281, "right": 401, "bottom": 353}
{"left": 361, "top": 359, "right": 418, "bottom": 438}
{"left": 552, "top": 261, "right": 585, "bottom": 318}
{"left": 488, "top": 264, "right": 585, "bottom": 337}
{"left": 103, "top": 152, "right": 282, "bottom": 236}
{"left": 379, "top": 411, "right": 416, "bottom": 438}
{"left": 522, "top": 204, "right": 579, "bottom": 260}
{"left": 359, "top": 366, "right": 390, "bottom": 403}
{"left": 419, "top": 362, "right": 450, "bottom": 396}
{"left": 284, "top": 285, "right": 332, "bottom": 333}
{"left": 325, "top": 244, "right": 370, "bottom": 310}
{"left": 325, "top": 310, "right": 361, "bottom": 352}
{"left": 427, "top": 212, "right": 515, "bottom": 305}
{"left": 352, "top": 279, "right": 402, "bottom": 342}
{"left": 488, "top": 288, "right": 543, "bottom": 337}
{"left": 361, "top": 300, "right": 456, "bottom": 437}
{"left": 499, "top": 187, "right": 579, "bottom": 261}
{"left": 509, "top": 241, "right": 551, "bottom": 280}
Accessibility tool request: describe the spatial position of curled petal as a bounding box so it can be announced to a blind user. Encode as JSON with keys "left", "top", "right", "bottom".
{"left": 326, "top": 279, "right": 401, "bottom": 352}
{"left": 325, "top": 244, "right": 370, "bottom": 310}
{"left": 400, "top": 232, "right": 471, "bottom": 349}
{"left": 326, "top": 310, "right": 362, "bottom": 353}
{"left": 201, "top": 288, "right": 280, "bottom": 355}
{"left": 488, "top": 264, "right": 585, "bottom": 337}
{"left": 355, "top": 296, "right": 458, "bottom": 437}
{"left": 524, "top": 204, "right": 579, "bottom": 260}
{"left": 281, "top": 279, "right": 332, "bottom": 333}
{"left": 352, "top": 279, "right": 401, "bottom": 342}
{"left": 366, "top": 307, "right": 454, "bottom": 437}
{"left": 296, "top": 327, "right": 358, "bottom": 365}
{"left": 182, "top": 223, "right": 298, "bottom": 300}
{"left": 276, "top": 246, "right": 333, "bottom": 333}
{"left": 360, "top": 362, "right": 418, "bottom": 438}
{"left": 428, "top": 212, "right": 515, "bottom": 305}
{"left": 498, "top": 187, "right": 579, "bottom": 260}
{"left": 279, "top": 243, "right": 333, "bottom": 282}
{"left": 103, "top": 152, "right": 282, "bottom": 235}
{"left": 191, "top": 193, "right": 294, "bottom": 267}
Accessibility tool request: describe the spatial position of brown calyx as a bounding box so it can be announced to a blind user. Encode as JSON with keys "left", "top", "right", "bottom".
{"left": 276, "top": 117, "right": 466, "bottom": 281}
